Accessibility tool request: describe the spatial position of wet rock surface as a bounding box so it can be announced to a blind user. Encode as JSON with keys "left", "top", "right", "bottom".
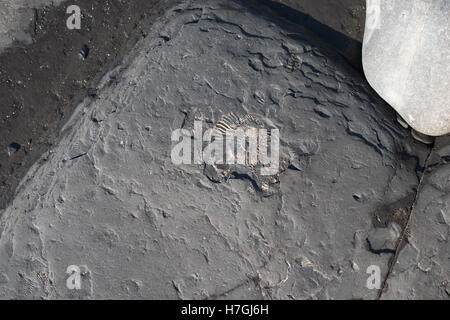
{"left": 272, "top": 0, "right": 366, "bottom": 42}
{"left": 0, "top": 0, "right": 65, "bottom": 53}
{"left": 263, "top": 0, "right": 365, "bottom": 70}
{"left": 0, "top": 0, "right": 165, "bottom": 211}
{"left": 0, "top": 0, "right": 447, "bottom": 300}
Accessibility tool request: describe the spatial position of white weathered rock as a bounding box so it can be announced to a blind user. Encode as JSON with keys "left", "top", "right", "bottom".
{"left": 363, "top": 0, "right": 450, "bottom": 136}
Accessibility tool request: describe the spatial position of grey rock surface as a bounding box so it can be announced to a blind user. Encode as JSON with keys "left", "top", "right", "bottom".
{"left": 0, "top": 0, "right": 366, "bottom": 57}
{"left": 367, "top": 223, "right": 401, "bottom": 254}
{"left": 0, "top": 0, "right": 443, "bottom": 300}
{"left": 0, "top": 0, "right": 65, "bottom": 53}
{"left": 382, "top": 136, "right": 450, "bottom": 300}
{"left": 257, "top": 0, "right": 365, "bottom": 70}
{"left": 272, "top": 0, "right": 366, "bottom": 42}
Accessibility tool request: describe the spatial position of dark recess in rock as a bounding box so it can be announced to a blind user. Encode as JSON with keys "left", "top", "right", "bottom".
{"left": 79, "top": 44, "right": 90, "bottom": 60}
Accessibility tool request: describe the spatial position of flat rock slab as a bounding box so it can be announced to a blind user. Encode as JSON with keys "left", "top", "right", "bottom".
{"left": 382, "top": 136, "right": 450, "bottom": 300}
{"left": 0, "top": 0, "right": 436, "bottom": 299}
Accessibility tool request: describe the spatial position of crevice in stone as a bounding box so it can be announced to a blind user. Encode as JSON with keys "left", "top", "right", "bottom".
{"left": 376, "top": 140, "right": 435, "bottom": 299}
{"left": 206, "top": 275, "right": 261, "bottom": 300}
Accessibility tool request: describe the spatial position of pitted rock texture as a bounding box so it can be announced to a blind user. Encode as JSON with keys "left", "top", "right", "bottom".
{"left": 0, "top": 0, "right": 65, "bottom": 53}
{"left": 0, "top": 0, "right": 439, "bottom": 299}
{"left": 0, "top": 0, "right": 165, "bottom": 211}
